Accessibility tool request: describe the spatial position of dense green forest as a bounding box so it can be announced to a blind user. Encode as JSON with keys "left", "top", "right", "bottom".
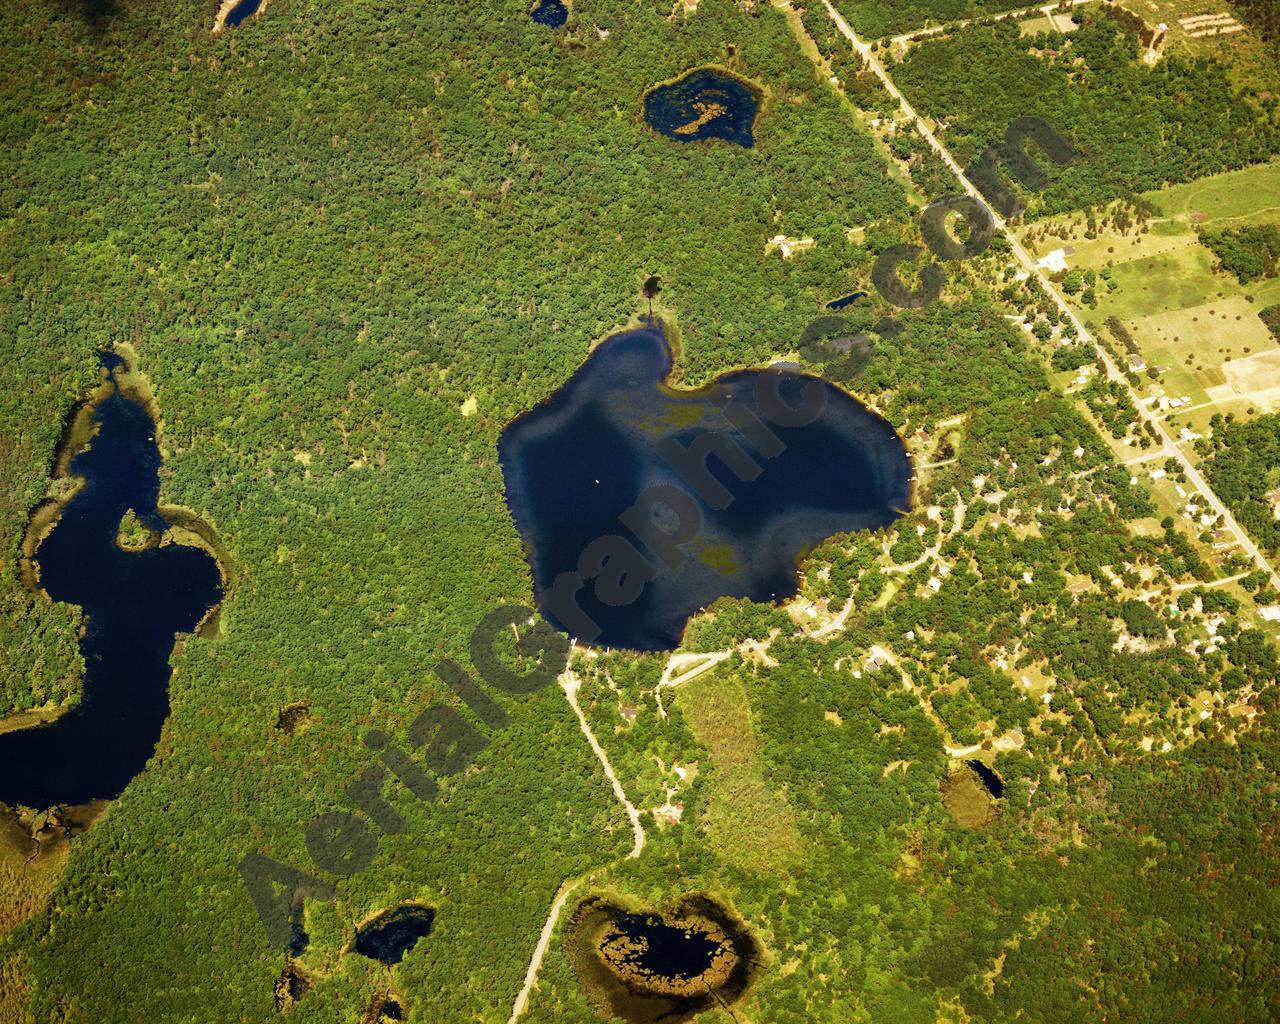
{"left": 1202, "top": 414, "right": 1280, "bottom": 560}
{"left": 0, "top": 0, "right": 911, "bottom": 1020}
{"left": 1199, "top": 224, "right": 1280, "bottom": 284}
{"left": 892, "top": 11, "right": 1280, "bottom": 218}
{"left": 2, "top": 0, "right": 1279, "bottom": 1022}
{"left": 832, "top": 0, "right": 1037, "bottom": 40}
{"left": 1262, "top": 302, "right": 1280, "bottom": 341}
{"left": 525, "top": 295, "right": 1280, "bottom": 1022}
{"left": 1233, "top": 0, "right": 1280, "bottom": 43}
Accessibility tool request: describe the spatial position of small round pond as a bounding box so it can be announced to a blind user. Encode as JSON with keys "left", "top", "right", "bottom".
{"left": 642, "top": 67, "right": 761, "bottom": 147}
{"left": 530, "top": 0, "right": 568, "bottom": 28}
{"left": 566, "top": 894, "right": 762, "bottom": 1024}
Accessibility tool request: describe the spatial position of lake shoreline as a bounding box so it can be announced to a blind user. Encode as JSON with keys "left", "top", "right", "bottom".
{"left": 499, "top": 321, "right": 913, "bottom": 650}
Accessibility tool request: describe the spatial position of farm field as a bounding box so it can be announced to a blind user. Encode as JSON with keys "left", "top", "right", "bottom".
{"left": 1020, "top": 161, "right": 1280, "bottom": 427}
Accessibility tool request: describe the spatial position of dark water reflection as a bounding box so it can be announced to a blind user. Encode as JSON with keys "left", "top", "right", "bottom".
{"left": 498, "top": 324, "right": 911, "bottom": 650}
{"left": 354, "top": 905, "right": 435, "bottom": 965}
{"left": 566, "top": 894, "right": 762, "bottom": 1024}
{"left": 967, "top": 760, "right": 1005, "bottom": 798}
{"left": 530, "top": 0, "right": 568, "bottom": 28}
{"left": 826, "top": 291, "right": 868, "bottom": 311}
{"left": 225, "top": 0, "right": 261, "bottom": 27}
{"left": 0, "top": 356, "right": 222, "bottom": 811}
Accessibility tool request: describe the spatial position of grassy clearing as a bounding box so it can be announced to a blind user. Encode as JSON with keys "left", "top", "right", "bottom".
{"left": 941, "top": 768, "right": 995, "bottom": 828}
{"left": 1018, "top": 15, "right": 1058, "bottom": 36}
{"left": 677, "top": 666, "right": 804, "bottom": 873}
{"left": 1129, "top": 294, "right": 1274, "bottom": 373}
{"left": 1093, "top": 245, "right": 1236, "bottom": 321}
{"left": 1119, "top": 0, "right": 1280, "bottom": 94}
{"left": 1020, "top": 162, "right": 1280, "bottom": 427}
{"left": 1150, "top": 160, "right": 1280, "bottom": 225}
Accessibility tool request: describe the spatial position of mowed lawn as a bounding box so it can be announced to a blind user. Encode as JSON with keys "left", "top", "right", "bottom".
{"left": 1091, "top": 244, "right": 1237, "bottom": 322}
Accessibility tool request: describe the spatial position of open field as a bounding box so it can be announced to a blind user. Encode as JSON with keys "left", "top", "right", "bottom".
{"left": 1019, "top": 162, "right": 1280, "bottom": 429}
{"left": 1150, "top": 161, "right": 1280, "bottom": 225}
{"left": 1118, "top": 0, "right": 1279, "bottom": 93}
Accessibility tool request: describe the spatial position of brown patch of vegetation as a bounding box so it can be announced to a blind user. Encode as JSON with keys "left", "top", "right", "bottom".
{"left": 274, "top": 701, "right": 311, "bottom": 735}
{"left": 941, "top": 769, "right": 996, "bottom": 828}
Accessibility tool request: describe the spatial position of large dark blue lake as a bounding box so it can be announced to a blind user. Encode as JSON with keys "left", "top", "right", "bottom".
{"left": 643, "top": 68, "right": 761, "bottom": 148}
{"left": 498, "top": 325, "right": 911, "bottom": 651}
{"left": 0, "top": 356, "right": 222, "bottom": 811}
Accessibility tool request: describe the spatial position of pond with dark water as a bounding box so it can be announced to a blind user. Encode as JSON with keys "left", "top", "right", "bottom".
{"left": 0, "top": 355, "right": 222, "bottom": 811}
{"left": 498, "top": 324, "right": 911, "bottom": 650}
{"left": 643, "top": 68, "right": 761, "bottom": 147}
{"left": 354, "top": 905, "right": 435, "bottom": 965}
{"left": 967, "top": 760, "right": 1005, "bottom": 798}
{"left": 826, "top": 291, "right": 868, "bottom": 311}
{"left": 530, "top": 0, "right": 568, "bottom": 28}
{"left": 225, "top": 0, "right": 261, "bottom": 27}
{"left": 566, "top": 894, "right": 762, "bottom": 1024}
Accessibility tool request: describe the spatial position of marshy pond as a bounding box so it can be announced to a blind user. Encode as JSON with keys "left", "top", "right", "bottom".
{"left": 967, "top": 759, "right": 1005, "bottom": 798}
{"left": 0, "top": 352, "right": 222, "bottom": 811}
{"left": 498, "top": 324, "right": 911, "bottom": 650}
{"left": 643, "top": 68, "right": 761, "bottom": 147}
{"left": 530, "top": 0, "right": 568, "bottom": 27}
{"left": 354, "top": 905, "right": 435, "bottom": 965}
{"left": 566, "top": 894, "right": 762, "bottom": 1024}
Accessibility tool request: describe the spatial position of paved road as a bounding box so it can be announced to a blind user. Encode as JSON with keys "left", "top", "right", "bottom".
{"left": 821, "top": 0, "right": 1280, "bottom": 597}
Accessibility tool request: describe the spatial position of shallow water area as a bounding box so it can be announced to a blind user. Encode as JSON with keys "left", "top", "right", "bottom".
{"left": 498, "top": 324, "right": 911, "bottom": 650}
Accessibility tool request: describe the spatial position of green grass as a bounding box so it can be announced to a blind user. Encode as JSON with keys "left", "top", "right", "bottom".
{"left": 941, "top": 768, "right": 995, "bottom": 828}
{"left": 677, "top": 666, "right": 805, "bottom": 873}
{"left": 1092, "top": 246, "right": 1237, "bottom": 321}
{"left": 1149, "top": 160, "right": 1280, "bottom": 225}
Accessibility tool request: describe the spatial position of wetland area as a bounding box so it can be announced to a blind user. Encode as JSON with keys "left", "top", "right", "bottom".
{"left": 565, "top": 894, "right": 763, "bottom": 1024}
{"left": 642, "top": 68, "right": 762, "bottom": 148}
